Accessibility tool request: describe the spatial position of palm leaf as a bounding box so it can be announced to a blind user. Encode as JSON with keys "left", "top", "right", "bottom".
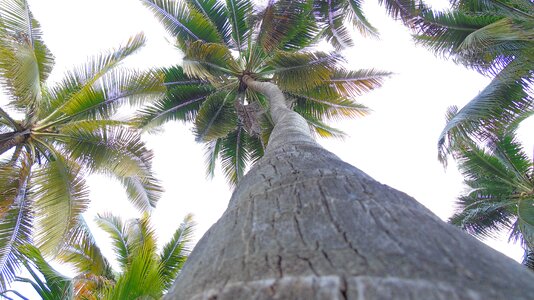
{"left": 95, "top": 213, "right": 132, "bottom": 272}
{"left": 328, "top": 68, "right": 391, "bottom": 98}
{"left": 264, "top": 51, "right": 342, "bottom": 92}
{"left": 257, "top": 0, "right": 319, "bottom": 52}
{"left": 158, "top": 214, "right": 194, "bottom": 290}
{"left": 517, "top": 197, "right": 534, "bottom": 248}
{"left": 59, "top": 125, "right": 163, "bottom": 211}
{"left": 194, "top": 90, "right": 238, "bottom": 142}
{"left": 183, "top": 41, "right": 241, "bottom": 81}
{"left": 17, "top": 244, "right": 73, "bottom": 300}
{"left": 140, "top": 0, "right": 222, "bottom": 45}
{"left": 220, "top": 126, "right": 247, "bottom": 185}
{"left": 438, "top": 59, "right": 533, "bottom": 161}
{"left": 203, "top": 138, "right": 222, "bottom": 178}
{"left": 0, "top": 0, "right": 54, "bottom": 113}
{"left": 225, "top": 0, "right": 253, "bottom": 53}
{"left": 295, "top": 110, "right": 347, "bottom": 138}
{"left": 347, "top": 0, "right": 379, "bottom": 37}
{"left": 0, "top": 154, "right": 32, "bottom": 291}
{"left": 38, "top": 33, "right": 146, "bottom": 124}
{"left": 314, "top": 0, "right": 356, "bottom": 49}
{"left": 30, "top": 150, "right": 89, "bottom": 255}
{"left": 378, "top": 0, "right": 424, "bottom": 27}
{"left": 185, "top": 0, "right": 232, "bottom": 45}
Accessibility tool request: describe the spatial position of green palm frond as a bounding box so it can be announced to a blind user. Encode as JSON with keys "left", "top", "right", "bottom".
{"left": 30, "top": 150, "right": 89, "bottom": 255}
{"left": 288, "top": 87, "right": 370, "bottom": 121}
{"left": 95, "top": 213, "right": 132, "bottom": 272}
{"left": 264, "top": 51, "right": 342, "bottom": 92}
{"left": 159, "top": 214, "right": 194, "bottom": 290}
{"left": 38, "top": 33, "right": 147, "bottom": 124}
{"left": 0, "top": 0, "right": 54, "bottom": 113}
{"left": 203, "top": 138, "right": 222, "bottom": 178}
{"left": 140, "top": 0, "right": 222, "bottom": 45}
{"left": 378, "top": 0, "right": 424, "bottom": 27}
{"left": 59, "top": 217, "right": 114, "bottom": 281}
{"left": 183, "top": 41, "right": 241, "bottom": 81}
{"left": 328, "top": 69, "right": 391, "bottom": 98}
{"left": 314, "top": 0, "right": 357, "bottom": 49}
{"left": 518, "top": 197, "right": 534, "bottom": 248}
{"left": 452, "top": 0, "right": 534, "bottom": 19}
{"left": 220, "top": 126, "right": 247, "bottom": 185}
{"left": 194, "top": 90, "right": 238, "bottom": 142}
{"left": 59, "top": 125, "right": 163, "bottom": 211}
{"left": 296, "top": 110, "right": 347, "bottom": 138}
{"left": 135, "top": 81, "right": 217, "bottom": 132}
{"left": 256, "top": 0, "right": 319, "bottom": 53}
{"left": 347, "top": 0, "right": 379, "bottom": 37}
{"left": 0, "top": 153, "right": 32, "bottom": 291}
{"left": 225, "top": 0, "right": 253, "bottom": 53}
{"left": 102, "top": 243, "right": 163, "bottom": 300}
{"left": 16, "top": 244, "right": 73, "bottom": 300}
{"left": 185, "top": 0, "right": 232, "bottom": 45}
{"left": 438, "top": 58, "right": 533, "bottom": 161}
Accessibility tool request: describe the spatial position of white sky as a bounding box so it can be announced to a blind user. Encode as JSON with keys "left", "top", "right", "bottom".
{"left": 4, "top": 0, "right": 532, "bottom": 296}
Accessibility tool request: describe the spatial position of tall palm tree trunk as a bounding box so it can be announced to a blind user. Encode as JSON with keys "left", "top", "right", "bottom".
{"left": 165, "top": 78, "right": 534, "bottom": 299}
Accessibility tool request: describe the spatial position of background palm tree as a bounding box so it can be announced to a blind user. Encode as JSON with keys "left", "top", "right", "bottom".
{"left": 0, "top": 0, "right": 165, "bottom": 290}
{"left": 0, "top": 214, "right": 194, "bottom": 300}
{"left": 448, "top": 129, "right": 534, "bottom": 269}
{"left": 410, "top": 0, "right": 533, "bottom": 161}
{"left": 136, "top": 0, "right": 390, "bottom": 185}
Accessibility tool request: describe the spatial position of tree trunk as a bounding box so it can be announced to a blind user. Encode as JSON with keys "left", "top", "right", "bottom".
{"left": 164, "top": 79, "right": 534, "bottom": 299}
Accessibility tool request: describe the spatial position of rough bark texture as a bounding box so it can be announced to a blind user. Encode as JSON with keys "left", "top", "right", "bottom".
{"left": 165, "top": 79, "right": 534, "bottom": 299}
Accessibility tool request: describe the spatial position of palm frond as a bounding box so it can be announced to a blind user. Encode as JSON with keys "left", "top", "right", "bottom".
{"left": 257, "top": 0, "right": 319, "bottom": 52}
{"left": 58, "top": 216, "right": 114, "bottom": 281}
{"left": 517, "top": 197, "right": 534, "bottom": 248}
{"left": 17, "top": 244, "right": 73, "bottom": 299}
{"left": 378, "top": 0, "right": 424, "bottom": 27}
{"left": 30, "top": 150, "right": 89, "bottom": 255}
{"left": 185, "top": 0, "right": 232, "bottom": 45}
{"left": 203, "top": 138, "right": 222, "bottom": 179}
{"left": 264, "top": 51, "right": 342, "bottom": 92}
{"left": 194, "top": 90, "right": 238, "bottom": 142}
{"left": 314, "top": 0, "right": 356, "bottom": 49}
{"left": 287, "top": 87, "right": 370, "bottom": 121}
{"left": 295, "top": 110, "right": 347, "bottom": 138}
{"left": 328, "top": 68, "right": 391, "bottom": 98}
{"left": 39, "top": 33, "right": 146, "bottom": 124}
{"left": 438, "top": 59, "right": 533, "bottom": 161}
{"left": 158, "top": 214, "right": 194, "bottom": 290}
{"left": 347, "top": 0, "right": 379, "bottom": 37}
{"left": 220, "top": 126, "right": 247, "bottom": 185}
{"left": 0, "top": 0, "right": 54, "bottom": 112}
{"left": 452, "top": 0, "right": 534, "bottom": 19}
{"left": 135, "top": 81, "right": 216, "bottom": 132}
{"left": 140, "top": 0, "right": 222, "bottom": 45}
{"left": 183, "top": 41, "right": 241, "bottom": 81}
{"left": 0, "top": 154, "right": 32, "bottom": 291}
{"left": 95, "top": 213, "right": 132, "bottom": 272}
{"left": 59, "top": 125, "right": 163, "bottom": 211}
{"left": 225, "top": 0, "right": 253, "bottom": 53}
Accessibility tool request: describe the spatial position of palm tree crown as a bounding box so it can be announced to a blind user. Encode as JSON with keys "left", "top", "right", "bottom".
{"left": 411, "top": 0, "right": 533, "bottom": 161}
{"left": 136, "top": 0, "right": 392, "bottom": 185}
{"left": 0, "top": 0, "right": 165, "bottom": 290}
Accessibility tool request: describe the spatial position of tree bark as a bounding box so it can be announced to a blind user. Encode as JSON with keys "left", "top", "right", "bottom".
{"left": 164, "top": 79, "right": 534, "bottom": 299}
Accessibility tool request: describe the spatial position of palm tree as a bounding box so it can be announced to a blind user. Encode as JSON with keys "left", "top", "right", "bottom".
{"left": 139, "top": 0, "right": 534, "bottom": 299}
{"left": 0, "top": 0, "right": 164, "bottom": 290}
{"left": 1, "top": 214, "right": 194, "bottom": 300}
{"left": 410, "top": 0, "right": 533, "bottom": 161}
{"left": 444, "top": 110, "right": 534, "bottom": 268}
{"left": 136, "top": 0, "right": 389, "bottom": 185}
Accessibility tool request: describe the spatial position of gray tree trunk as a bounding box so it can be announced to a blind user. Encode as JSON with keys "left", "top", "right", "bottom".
{"left": 165, "top": 79, "right": 534, "bottom": 299}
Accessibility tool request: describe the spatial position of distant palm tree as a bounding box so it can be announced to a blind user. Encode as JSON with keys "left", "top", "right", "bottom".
{"left": 137, "top": 0, "right": 390, "bottom": 185}
{"left": 0, "top": 0, "right": 164, "bottom": 290}
{"left": 0, "top": 214, "right": 194, "bottom": 300}
{"left": 449, "top": 130, "right": 534, "bottom": 269}
{"left": 411, "top": 0, "right": 533, "bottom": 161}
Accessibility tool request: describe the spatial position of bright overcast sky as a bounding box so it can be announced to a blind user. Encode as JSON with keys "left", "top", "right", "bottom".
{"left": 4, "top": 1, "right": 530, "bottom": 292}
